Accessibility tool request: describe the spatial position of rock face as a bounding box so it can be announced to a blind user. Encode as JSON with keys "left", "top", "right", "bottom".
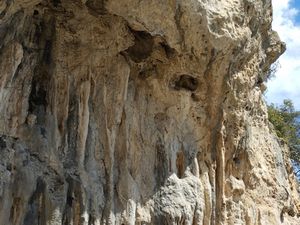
{"left": 0, "top": 0, "right": 299, "bottom": 224}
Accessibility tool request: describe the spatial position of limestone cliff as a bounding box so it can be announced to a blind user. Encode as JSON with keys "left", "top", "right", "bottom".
{"left": 0, "top": 0, "right": 299, "bottom": 224}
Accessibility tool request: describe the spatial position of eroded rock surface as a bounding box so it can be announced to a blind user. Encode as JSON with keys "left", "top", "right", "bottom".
{"left": 0, "top": 0, "right": 299, "bottom": 224}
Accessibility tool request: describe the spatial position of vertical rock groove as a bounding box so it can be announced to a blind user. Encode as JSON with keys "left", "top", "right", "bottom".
{"left": 0, "top": 0, "right": 299, "bottom": 225}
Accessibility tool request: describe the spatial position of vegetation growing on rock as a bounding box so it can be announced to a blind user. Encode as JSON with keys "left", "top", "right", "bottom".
{"left": 268, "top": 99, "right": 300, "bottom": 163}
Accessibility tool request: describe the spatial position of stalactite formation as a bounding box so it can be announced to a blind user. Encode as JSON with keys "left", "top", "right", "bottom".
{"left": 0, "top": 0, "right": 299, "bottom": 224}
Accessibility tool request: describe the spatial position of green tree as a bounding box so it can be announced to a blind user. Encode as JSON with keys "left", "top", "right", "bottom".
{"left": 268, "top": 99, "right": 300, "bottom": 162}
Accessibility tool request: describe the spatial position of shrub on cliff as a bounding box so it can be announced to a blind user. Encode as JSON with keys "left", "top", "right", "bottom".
{"left": 268, "top": 99, "right": 300, "bottom": 162}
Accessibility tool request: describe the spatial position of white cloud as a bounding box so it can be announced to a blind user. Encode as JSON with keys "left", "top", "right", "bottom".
{"left": 266, "top": 0, "right": 300, "bottom": 110}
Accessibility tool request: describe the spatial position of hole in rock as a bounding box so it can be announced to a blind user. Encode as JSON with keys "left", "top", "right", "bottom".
{"left": 40, "top": 127, "right": 47, "bottom": 138}
{"left": 125, "top": 30, "right": 154, "bottom": 62}
{"left": 233, "top": 157, "right": 240, "bottom": 165}
{"left": 52, "top": 0, "right": 61, "bottom": 7}
{"left": 28, "top": 79, "right": 47, "bottom": 113}
{"left": 191, "top": 93, "right": 200, "bottom": 102}
{"left": 161, "top": 42, "right": 176, "bottom": 58}
{"left": 0, "top": 136, "right": 7, "bottom": 149}
{"left": 67, "top": 195, "right": 73, "bottom": 207}
{"left": 173, "top": 74, "right": 199, "bottom": 91}
{"left": 6, "top": 163, "right": 12, "bottom": 171}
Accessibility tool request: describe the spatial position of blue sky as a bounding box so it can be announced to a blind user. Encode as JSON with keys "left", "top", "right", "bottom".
{"left": 266, "top": 0, "right": 300, "bottom": 110}
{"left": 291, "top": 0, "right": 300, "bottom": 24}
